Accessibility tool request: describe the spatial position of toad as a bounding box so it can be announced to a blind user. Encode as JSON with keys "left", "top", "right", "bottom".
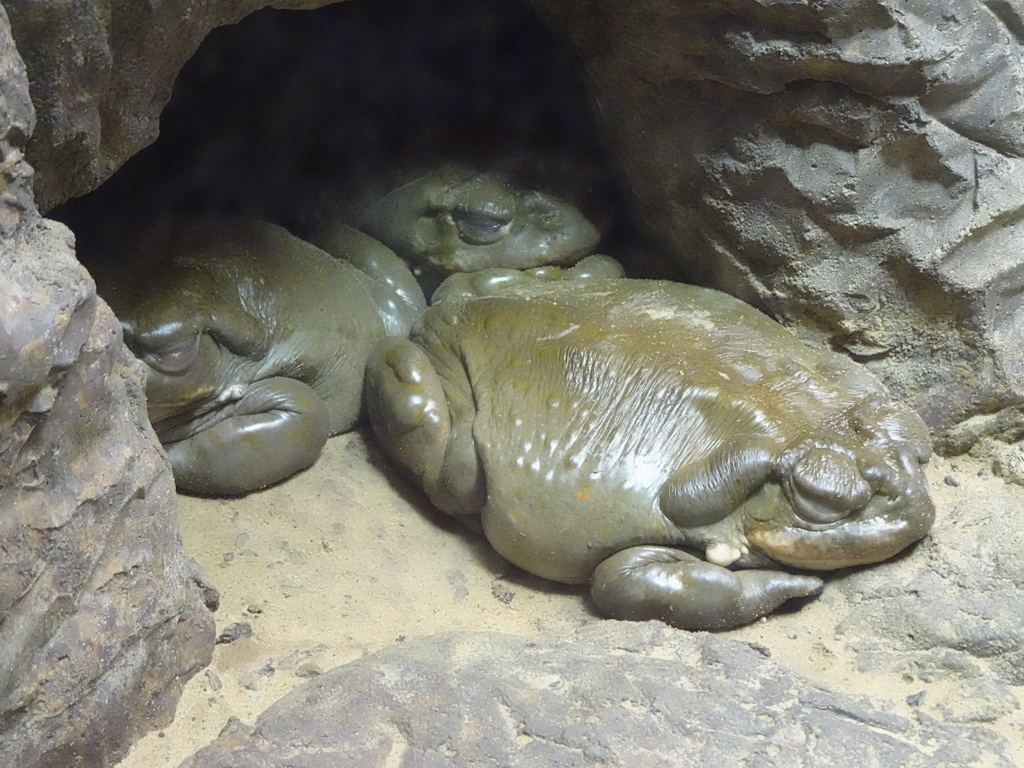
{"left": 309, "top": 162, "right": 602, "bottom": 292}
{"left": 92, "top": 215, "right": 425, "bottom": 495}
{"left": 365, "top": 260, "right": 935, "bottom": 629}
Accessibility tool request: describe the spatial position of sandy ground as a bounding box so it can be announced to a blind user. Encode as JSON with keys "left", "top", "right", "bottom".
{"left": 116, "top": 429, "right": 1023, "bottom": 767}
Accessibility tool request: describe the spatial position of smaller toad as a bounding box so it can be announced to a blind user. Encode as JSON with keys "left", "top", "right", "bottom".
{"left": 311, "top": 163, "right": 601, "bottom": 292}
{"left": 90, "top": 216, "right": 425, "bottom": 495}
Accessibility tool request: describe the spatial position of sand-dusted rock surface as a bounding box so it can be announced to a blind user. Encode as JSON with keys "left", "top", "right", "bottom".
{"left": 0, "top": 219, "right": 218, "bottom": 768}
{"left": 180, "top": 621, "right": 1013, "bottom": 768}
{"left": 836, "top": 494, "right": 1024, "bottom": 697}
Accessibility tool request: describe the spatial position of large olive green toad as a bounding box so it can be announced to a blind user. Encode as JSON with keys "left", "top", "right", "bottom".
{"left": 92, "top": 216, "right": 425, "bottom": 496}
{"left": 365, "top": 264, "right": 936, "bottom": 630}
{"left": 311, "top": 163, "right": 601, "bottom": 291}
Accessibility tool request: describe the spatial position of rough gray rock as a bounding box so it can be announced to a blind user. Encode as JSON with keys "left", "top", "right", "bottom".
{"left": 180, "top": 622, "right": 1011, "bottom": 768}
{"left": 834, "top": 494, "right": 1024, "bottom": 707}
{"left": 533, "top": 0, "right": 1024, "bottom": 449}
{"left": 0, "top": 5, "right": 33, "bottom": 236}
{"left": 2, "top": 0, "right": 340, "bottom": 213}
{"left": 0, "top": 6, "right": 217, "bottom": 766}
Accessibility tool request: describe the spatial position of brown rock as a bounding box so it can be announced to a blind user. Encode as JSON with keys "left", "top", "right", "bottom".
{"left": 0, "top": 6, "right": 216, "bottom": 766}
{"left": 0, "top": 219, "right": 218, "bottom": 768}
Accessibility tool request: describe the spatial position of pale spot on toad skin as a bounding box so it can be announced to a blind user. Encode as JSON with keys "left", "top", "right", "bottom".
{"left": 634, "top": 306, "right": 719, "bottom": 332}
{"left": 622, "top": 453, "right": 664, "bottom": 492}
{"left": 218, "top": 383, "right": 247, "bottom": 403}
{"left": 537, "top": 324, "right": 581, "bottom": 342}
{"left": 639, "top": 308, "right": 682, "bottom": 322}
{"left": 682, "top": 309, "right": 718, "bottom": 331}
{"left": 706, "top": 541, "right": 742, "bottom": 567}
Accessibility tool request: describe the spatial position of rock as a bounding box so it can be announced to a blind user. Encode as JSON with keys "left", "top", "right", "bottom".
{"left": 180, "top": 622, "right": 1012, "bottom": 767}
{"left": 0, "top": 7, "right": 217, "bottom": 766}
{"left": 834, "top": 495, "right": 1024, "bottom": 712}
{"left": 534, "top": 0, "right": 1024, "bottom": 448}
{"left": 2, "top": 0, "right": 340, "bottom": 213}
{"left": 992, "top": 442, "right": 1024, "bottom": 487}
{"left": 0, "top": 226, "right": 219, "bottom": 765}
{"left": 205, "top": 670, "right": 224, "bottom": 692}
{"left": 295, "top": 662, "right": 323, "bottom": 679}
{"left": 0, "top": 216, "right": 219, "bottom": 767}
{"left": 240, "top": 664, "right": 276, "bottom": 691}
{"left": 0, "top": 6, "right": 34, "bottom": 236}
{"left": 216, "top": 622, "right": 255, "bottom": 645}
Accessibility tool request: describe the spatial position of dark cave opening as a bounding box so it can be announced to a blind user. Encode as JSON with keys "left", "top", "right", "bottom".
{"left": 55, "top": 0, "right": 642, "bottom": 270}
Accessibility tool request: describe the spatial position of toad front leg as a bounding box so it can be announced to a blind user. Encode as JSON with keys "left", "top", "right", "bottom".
{"left": 162, "top": 377, "right": 330, "bottom": 496}
{"left": 365, "top": 338, "right": 485, "bottom": 517}
{"left": 590, "top": 546, "right": 823, "bottom": 631}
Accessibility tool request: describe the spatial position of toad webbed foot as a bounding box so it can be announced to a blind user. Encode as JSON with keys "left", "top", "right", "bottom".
{"left": 161, "top": 376, "right": 330, "bottom": 496}
{"left": 590, "top": 545, "right": 823, "bottom": 631}
{"left": 431, "top": 254, "right": 627, "bottom": 305}
{"left": 365, "top": 338, "right": 451, "bottom": 474}
{"left": 525, "top": 253, "right": 625, "bottom": 281}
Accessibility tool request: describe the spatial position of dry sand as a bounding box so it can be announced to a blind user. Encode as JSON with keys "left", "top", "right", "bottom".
{"left": 116, "top": 430, "right": 1023, "bottom": 766}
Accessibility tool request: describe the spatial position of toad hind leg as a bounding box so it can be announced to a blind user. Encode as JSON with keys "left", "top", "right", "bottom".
{"left": 163, "top": 376, "right": 330, "bottom": 496}
{"left": 590, "top": 546, "right": 823, "bottom": 631}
